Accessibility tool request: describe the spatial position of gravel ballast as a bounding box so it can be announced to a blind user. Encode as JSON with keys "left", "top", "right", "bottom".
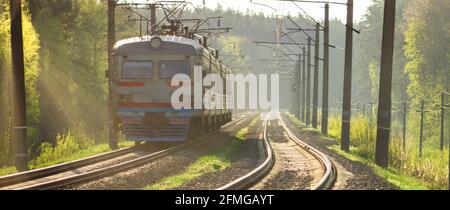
{"left": 250, "top": 117, "right": 316, "bottom": 190}
{"left": 67, "top": 113, "right": 261, "bottom": 190}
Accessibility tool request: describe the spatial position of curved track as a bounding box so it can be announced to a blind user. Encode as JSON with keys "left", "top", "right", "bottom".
{"left": 217, "top": 112, "right": 336, "bottom": 190}
{"left": 277, "top": 112, "right": 336, "bottom": 190}
{"left": 216, "top": 112, "right": 274, "bottom": 190}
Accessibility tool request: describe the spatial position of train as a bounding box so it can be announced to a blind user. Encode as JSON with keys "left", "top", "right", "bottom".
{"left": 111, "top": 34, "right": 233, "bottom": 143}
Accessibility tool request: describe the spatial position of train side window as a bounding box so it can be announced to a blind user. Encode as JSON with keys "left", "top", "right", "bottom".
{"left": 159, "top": 61, "right": 190, "bottom": 79}
{"left": 122, "top": 61, "right": 153, "bottom": 79}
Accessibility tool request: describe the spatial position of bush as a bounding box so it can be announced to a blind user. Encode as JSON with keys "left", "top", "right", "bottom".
{"left": 29, "top": 131, "right": 94, "bottom": 168}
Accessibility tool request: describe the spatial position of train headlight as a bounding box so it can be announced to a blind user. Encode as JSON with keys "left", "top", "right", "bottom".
{"left": 150, "top": 37, "right": 163, "bottom": 49}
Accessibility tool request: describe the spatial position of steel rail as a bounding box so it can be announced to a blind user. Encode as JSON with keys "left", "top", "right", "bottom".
{"left": 216, "top": 112, "right": 275, "bottom": 190}
{"left": 277, "top": 112, "right": 336, "bottom": 190}
{"left": 5, "top": 112, "right": 252, "bottom": 190}
{"left": 0, "top": 147, "right": 135, "bottom": 188}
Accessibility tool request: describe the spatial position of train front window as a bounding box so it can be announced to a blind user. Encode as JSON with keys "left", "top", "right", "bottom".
{"left": 122, "top": 61, "right": 153, "bottom": 79}
{"left": 159, "top": 61, "right": 190, "bottom": 79}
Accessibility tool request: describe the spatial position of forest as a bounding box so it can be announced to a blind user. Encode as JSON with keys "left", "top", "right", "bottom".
{"left": 0, "top": 0, "right": 448, "bottom": 189}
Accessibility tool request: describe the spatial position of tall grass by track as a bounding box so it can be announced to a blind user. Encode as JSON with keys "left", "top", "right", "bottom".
{"left": 323, "top": 114, "right": 448, "bottom": 190}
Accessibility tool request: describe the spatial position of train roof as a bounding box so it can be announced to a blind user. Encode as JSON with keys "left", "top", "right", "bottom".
{"left": 114, "top": 35, "right": 204, "bottom": 55}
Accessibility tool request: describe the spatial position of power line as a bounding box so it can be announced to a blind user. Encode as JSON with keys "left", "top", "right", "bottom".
{"left": 290, "top": 1, "right": 322, "bottom": 27}
{"left": 286, "top": 16, "right": 315, "bottom": 41}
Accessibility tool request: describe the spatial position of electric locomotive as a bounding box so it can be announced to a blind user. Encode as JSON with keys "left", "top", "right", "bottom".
{"left": 112, "top": 34, "right": 232, "bottom": 143}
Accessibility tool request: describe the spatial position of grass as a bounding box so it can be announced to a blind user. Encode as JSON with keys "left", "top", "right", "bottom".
{"left": 285, "top": 113, "right": 305, "bottom": 127}
{"left": 0, "top": 132, "right": 133, "bottom": 176}
{"left": 328, "top": 115, "right": 448, "bottom": 189}
{"left": 144, "top": 116, "right": 260, "bottom": 190}
{"left": 329, "top": 145, "right": 430, "bottom": 190}
{"left": 0, "top": 166, "right": 18, "bottom": 177}
{"left": 285, "top": 112, "right": 323, "bottom": 133}
{"left": 145, "top": 154, "right": 232, "bottom": 190}
{"left": 28, "top": 141, "right": 133, "bottom": 170}
{"left": 286, "top": 112, "right": 448, "bottom": 190}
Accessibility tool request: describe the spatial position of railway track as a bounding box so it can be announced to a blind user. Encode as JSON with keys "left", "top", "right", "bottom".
{"left": 277, "top": 112, "right": 336, "bottom": 190}
{"left": 0, "top": 112, "right": 251, "bottom": 190}
{"left": 0, "top": 147, "right": 136, "bottom": 188}
{"left": 216, "top": 112, "right": 274, "bottom": 190}
{"left": 217, "top": 112, "right": 336, "bottom": 190}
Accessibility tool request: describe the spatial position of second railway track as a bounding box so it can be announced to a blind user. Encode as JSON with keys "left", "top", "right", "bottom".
{"left": 217, "top": 112, "right": 336, "bottom": 190}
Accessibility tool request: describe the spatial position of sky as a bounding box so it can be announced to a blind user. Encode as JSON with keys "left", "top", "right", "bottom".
{"left": 127, "top": 0, "right": 374, "bottom": 22}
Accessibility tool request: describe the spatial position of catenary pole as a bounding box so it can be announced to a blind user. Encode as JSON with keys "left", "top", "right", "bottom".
{"left": 108, "top": 0, "right": 118, "bottom": 149}
{"left": 375, "top": 0, "right": 396, "bottom": 167}
{"left": 312, "top": 23, "right": 320, "bottom": 128}
{"left": 306, "top": 37, "right": 312, "bottom": 126}
{"left": 10, "top": 0, "right": 28, "bottom": 171}
{"left": 321, "top": 3, "right": 330, "bottom": 135}
{"left": 341, "top": 0, "right": 353, "bottom": 152}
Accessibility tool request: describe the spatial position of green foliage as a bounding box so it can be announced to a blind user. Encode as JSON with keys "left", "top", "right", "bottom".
{"left": 328, "top": 115, "right": 448, "bottom": 189}
{"left": 404, "top": 0, "right": 450, "bottom": 102}
{"left": 0, "top": 134, "right": 133, "bottom": 176}
{"left": 353, "top": 0, "right": 410, "bottom": 102}
{"left": 145, "top": 154, "right": 231, "bottom": 190}
{"left": 31, "top": 0, "right": 109, "bottom": 144}
{"left": 28, "top": 131, "right": 93, "bottom": 168}
{"left": 28, "top": 0, "right": 138, "bottom": 146}
{"left": 0, "top": 166, "right": 17, "bottom": 177}
{"left": 285, "top": 112, "right": 305, "bottom": 128}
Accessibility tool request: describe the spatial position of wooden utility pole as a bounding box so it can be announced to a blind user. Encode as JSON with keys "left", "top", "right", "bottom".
{"left": 293, "top": 60, "right": 300, "bottom": 119}
{"left": 419, "top": 100, "right": 424, "bottom": 158}
{"left": 321, "top": 3, "right": 330, "bottom": 135}
{"left": 440, "top": 92, "right": 444, "bottom": 151}
{"left": 312, "top": 23, "right": 320, "bottom": 129}
{"left": 402, "top": 101, "right": 407, "bottom": 150}
{"left": 375, "top": 0, "right": 396, "bottom": 167}
{"left": 10, "top": 0, "right": 28, "bottom": 171}
{"left": 305, "top": 38, "right": 312, "bottom": 127}
{"left": 301, "top": 46, "right": 306, "bottom": 122}
{"left": 108, "top": 0, "right": 118, "bottom": 149}
{"left": 341, "top": 0, "right": 353, "bottom": 152}
{"left": 150, "top": 4, "right": 157, "bottom": 34}
{"left": 298, "top": 55, "right": 303, "bottom": 119}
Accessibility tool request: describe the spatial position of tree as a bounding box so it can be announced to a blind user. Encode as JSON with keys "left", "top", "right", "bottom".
{"left": 353, "top": 0, "right": 409, "bottom": 103}
{"left": 404, "top": 0, "right": 450, "bottom": 102}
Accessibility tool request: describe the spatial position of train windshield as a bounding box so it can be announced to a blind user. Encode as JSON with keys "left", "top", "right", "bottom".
{"left": 159, "top": 61, "right": 190, "bottom": 79}
{"left": 122, "top": 61, "right": 153, "bottom": 79}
